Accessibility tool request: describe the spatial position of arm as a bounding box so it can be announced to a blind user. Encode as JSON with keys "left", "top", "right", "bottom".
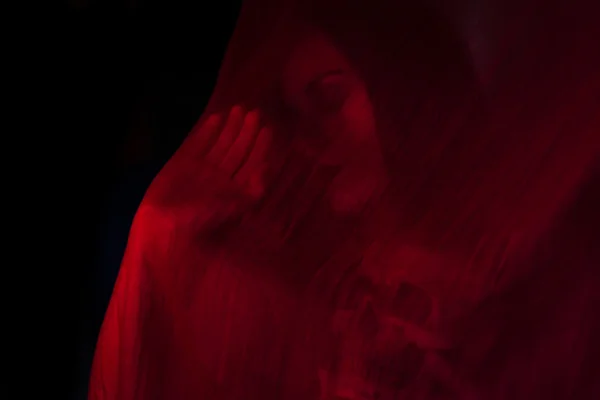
{"left": 88, "top": 107, "right": 273, "bottom": 399}
{"left": 88, "top": 205, "right": 174, "bottom": 400}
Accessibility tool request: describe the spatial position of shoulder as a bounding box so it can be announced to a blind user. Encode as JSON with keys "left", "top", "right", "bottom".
{"left": 130, "top": 202, "right": 177, "bottom": 258}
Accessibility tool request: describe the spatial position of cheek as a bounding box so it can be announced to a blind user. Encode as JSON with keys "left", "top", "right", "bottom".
{"left": 319, "top": 90, "right": 379, "bottom": 167}
{"left": 314, "top": 90, "right": 380, "bottom": 167}
{"left": 335, "top": 89, "right": 378, "bottom": 146}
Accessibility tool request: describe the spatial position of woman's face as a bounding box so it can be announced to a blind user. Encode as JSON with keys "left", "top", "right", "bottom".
{"left": 282, "top": 30, "right": 388, "bottom": 213}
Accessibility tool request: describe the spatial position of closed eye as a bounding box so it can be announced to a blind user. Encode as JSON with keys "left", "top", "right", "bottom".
{"left": 305, "top": 69, "right": 351, "bottom": 114}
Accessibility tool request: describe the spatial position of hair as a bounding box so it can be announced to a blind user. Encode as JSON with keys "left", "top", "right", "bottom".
{"left": 305, "top": 0, "right": 479, "bottom": 94}
{"left": 290, "top": 1, "right": 489, "bottom": 252}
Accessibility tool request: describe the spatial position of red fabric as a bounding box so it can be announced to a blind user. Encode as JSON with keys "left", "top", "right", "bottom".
{"left": 90, "top": 0, "right": 600, "bottom": 399}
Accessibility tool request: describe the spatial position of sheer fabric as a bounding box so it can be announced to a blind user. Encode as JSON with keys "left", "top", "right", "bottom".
{"left": 89, "top": 0, "right": 600, "bottom": 399}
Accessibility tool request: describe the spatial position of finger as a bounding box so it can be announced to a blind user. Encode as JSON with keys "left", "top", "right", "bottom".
{"left": 235, "top": 125, "right": 272, "bottom": 183}
{"left": 256, "top": 150, "right": 314, "bottom": 223}
{"left": 220, "top": 109, "right": 261, "bottom": 175}
{"left": 245, "top": 124, "right": 273, "bottom": 167}
{"left": 206, "top": 105, "right": 246, "bottom": 164}
{"left": 181, "top": 113, "right": 224, "bottom": 158}
{"left": 281, "top": 163, "right": 339, "bottom": 239}
{"left": 235, "top": 126, "right": 273, "bottom": 199}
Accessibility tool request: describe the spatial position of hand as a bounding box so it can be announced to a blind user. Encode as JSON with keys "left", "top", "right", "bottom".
{"left": 142, "top": 105, "right": 272, "bottom": 233}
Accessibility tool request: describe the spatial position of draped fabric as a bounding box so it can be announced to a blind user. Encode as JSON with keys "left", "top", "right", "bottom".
{"left": 89, "top": 0, "right": 600, "bottom": 399}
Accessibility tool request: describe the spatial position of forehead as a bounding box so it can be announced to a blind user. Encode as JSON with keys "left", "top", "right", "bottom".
{"left": 282, "top": 31, "right": 352, "bottom": 101}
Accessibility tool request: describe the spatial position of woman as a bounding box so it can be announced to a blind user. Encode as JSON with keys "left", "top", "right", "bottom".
{"left": 89, "top": 0, "right": 600, "bottom": 399}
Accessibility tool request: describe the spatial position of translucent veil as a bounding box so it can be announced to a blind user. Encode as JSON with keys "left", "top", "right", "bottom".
{"left": 204, "top": 0, "right": 598, "bottom": 288}
{"left": 89, "top": 0, "right": 600, "bottom": 399}
{"left": 207, "top": 0, "right": 598, "bottom": 253}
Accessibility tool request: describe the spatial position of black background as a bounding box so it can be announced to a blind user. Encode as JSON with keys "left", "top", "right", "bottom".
{"left": 23, "top": 1, "right": 242, "bottom": 398}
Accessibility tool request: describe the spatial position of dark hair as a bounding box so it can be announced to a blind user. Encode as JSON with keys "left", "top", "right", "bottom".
{"left": 293, "top": 1, "right": 487, "bottom": 248}
{"left": 305, "top": 0, "right": 480, "bottom": 99}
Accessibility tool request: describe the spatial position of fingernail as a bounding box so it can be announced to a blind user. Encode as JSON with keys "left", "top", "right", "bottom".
{"left": 230, "top": 105, "right": 245, "bottom": 117}
{"left": 206, "top": 113, "right": 222, "bottom": 125}
{"left": 245, "top": 109, "right": 261, "bottom": 124}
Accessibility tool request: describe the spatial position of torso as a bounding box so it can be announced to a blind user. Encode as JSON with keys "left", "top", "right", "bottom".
{"left": 156, "top": 196, "right": 515, "bottom": 399}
